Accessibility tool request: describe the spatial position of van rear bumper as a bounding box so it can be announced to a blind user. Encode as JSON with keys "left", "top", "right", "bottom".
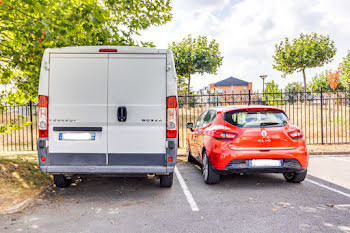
{"left": 40, "top": 165, "right": 175, "bottom": 174}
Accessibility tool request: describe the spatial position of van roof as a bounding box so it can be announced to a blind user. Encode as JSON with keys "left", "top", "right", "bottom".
{"left": 44, "top": 46, "right": 171, "bottom": 54}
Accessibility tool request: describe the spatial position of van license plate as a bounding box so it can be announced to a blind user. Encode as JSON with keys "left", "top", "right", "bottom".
{"left": 249, "top": 159, "right": 282, "bottom": 167}
{"left": 59, "top": 133, "right": 96, "bottom": 141}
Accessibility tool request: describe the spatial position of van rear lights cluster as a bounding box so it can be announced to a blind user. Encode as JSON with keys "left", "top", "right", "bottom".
{"left": 288, "top": 130, "right": 303, "bottom": 139}
{"left": 168, "top": 157, "right": 173, "bottom": 162}
{"left": 38, "top": 95, "right": 48, "bottom": 137}
{"left": 167, "top": 96, "right": 177, "bottom": 138}
{"left": 210, "top": 131, "right": 237, "bottom": 141}
{"left": 41, "top": 157, "right": 46, "bottom": 162}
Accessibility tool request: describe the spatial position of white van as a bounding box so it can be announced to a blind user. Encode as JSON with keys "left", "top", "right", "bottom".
{"left": 37, "top": 46, "right": 178, "bottom": 188}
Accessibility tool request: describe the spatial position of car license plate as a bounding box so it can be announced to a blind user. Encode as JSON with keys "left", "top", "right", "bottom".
{"left": 249, "top": 159, "right": 282, "bottom": 167}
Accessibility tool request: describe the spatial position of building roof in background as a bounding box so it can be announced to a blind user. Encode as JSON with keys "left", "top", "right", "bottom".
{"left": 214, "top": 77, "right": 249, "bottom": 86}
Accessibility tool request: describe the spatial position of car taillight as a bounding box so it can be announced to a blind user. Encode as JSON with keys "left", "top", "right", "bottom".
{"left": 288, "top": 130, "right": 303, "bottom": 139}
{"left": 210, "top": 131, "right": 237, "bottom": 141}
{"left": 167, "top": 96, "right": 177, "bottom": 138}
{"left": 38, "top": 95, "right": 48, "bottom": 138}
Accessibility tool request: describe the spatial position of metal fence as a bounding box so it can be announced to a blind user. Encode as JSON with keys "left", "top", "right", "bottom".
{"left": 1, "top": 89, "right": 350, "bottom": 151}
{"left": 178, "top": 88, "right": 350, "bottom": 148}
{"left": 0, "top": 102, "right": 38, "bottom": 152}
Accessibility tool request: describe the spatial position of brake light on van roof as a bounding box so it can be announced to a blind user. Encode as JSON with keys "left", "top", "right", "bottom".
{"left": 99, "top": 48, "right": 118, "bottom": 52}
{"left": 38, "top": 95, "right": 48, "bottom": 138}
{"left": 167, "top": 96, "right": 177, "bottom": 138}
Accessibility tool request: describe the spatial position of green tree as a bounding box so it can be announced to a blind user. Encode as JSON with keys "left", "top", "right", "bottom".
{"left": 284, "top": 82, "right": 304, "bottom": 92}
{"left": 169, "top": 35, "right": 223, "bottom": 96}
{"left": 308, "top": 70, "right": 347, "bottom": 91}
{"left": 284, "top": 82, "right": 304, "bottom": 103}
{"left": 0, "top": 0, "right": 172, "bottom": 133}
{"left": 273, "top": 33, "right": 337, "bottom": 93}
{"left": 264, "top": 80, "right": 283, "bottom": 105}
{"left": 339, "top": 50, "right": 350, "bottom": 84}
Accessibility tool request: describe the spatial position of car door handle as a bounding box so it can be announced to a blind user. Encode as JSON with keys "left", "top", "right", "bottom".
{"left": 117, "top": 106, "right": 127, "bottom": 122}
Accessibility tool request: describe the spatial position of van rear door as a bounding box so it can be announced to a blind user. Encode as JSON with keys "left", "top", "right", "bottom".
{"left": 48, "top": 54, "right": 108, "bottom": 165}
{"left": 107, "top": 54, "right": 166, "bottom": 166}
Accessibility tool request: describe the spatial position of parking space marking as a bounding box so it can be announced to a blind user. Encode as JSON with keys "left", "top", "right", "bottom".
{"left": 174, "top": 166, "right": 199, "bottom": 212}
{"left": 306, "top": 179, "right": 350, "bottom": 198}
{"left": 327, "top": 157, "right": 350, "bottom": 163}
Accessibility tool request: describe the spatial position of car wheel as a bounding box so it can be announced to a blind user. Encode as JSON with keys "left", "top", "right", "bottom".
{"left": 54, "top": 175, "right": 72, "bottom": 188}
{"left": 283, "top": 170, "right": 307, "bottom": 183}
{"left": 202, "top": 151, "right": 220, "bottom": 184}
{"left": 187, "top": 141, "right": 195, "bottom": 163}
{"left": 160, "top": 173, "right": 173, "bottom": 188}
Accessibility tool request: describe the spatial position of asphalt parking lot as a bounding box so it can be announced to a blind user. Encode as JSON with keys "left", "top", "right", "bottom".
{"left": 1, "top": 156, "right": 349, "bottom": 233}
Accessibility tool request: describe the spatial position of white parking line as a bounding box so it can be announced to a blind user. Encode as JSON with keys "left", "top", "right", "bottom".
{"left": 174, "top": 166, "right": 199, "bottom": 212}
{"left": 327, "top": 157, "right": 350, "bottom": 163}
{"left": 306, "top": 179, "right": 350, "bottom": 198}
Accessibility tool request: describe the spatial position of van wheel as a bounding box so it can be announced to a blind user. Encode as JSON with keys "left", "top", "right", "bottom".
{"left": 160, "top": 173, "right": 173, "bottom": 188}
{"left": 202, "top": 151, "right": 220, "bottom": 184}
{"left": 187, "top": 142, "right": 195, "bottom": 163}
{"left": 283, "top": 170, "right": 307, "bottom": 183}
{"left": 54, "top": 175, "right": 72, "bottom": 188}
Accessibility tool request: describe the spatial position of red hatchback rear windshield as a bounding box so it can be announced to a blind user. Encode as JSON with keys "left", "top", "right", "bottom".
{"left": 224, "top": 109, "right": 288, "bottom": 127}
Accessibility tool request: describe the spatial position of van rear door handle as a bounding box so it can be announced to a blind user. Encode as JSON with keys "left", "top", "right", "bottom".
{"left": 117, "top": 106, "right": 127, "bottom": 122}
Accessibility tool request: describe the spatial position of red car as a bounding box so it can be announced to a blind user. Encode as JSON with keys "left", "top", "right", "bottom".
{"left": 186, "top": 105, "right": 308, "bottom": 184}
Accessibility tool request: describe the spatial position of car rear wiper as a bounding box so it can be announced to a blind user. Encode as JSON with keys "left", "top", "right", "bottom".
{"left": 260, "top": 122, "right": 280, "bottom": 126}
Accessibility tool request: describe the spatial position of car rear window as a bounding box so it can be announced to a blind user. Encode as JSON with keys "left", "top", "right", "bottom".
{"left": 224, "top": 109, "right": 288, "bottom": 127}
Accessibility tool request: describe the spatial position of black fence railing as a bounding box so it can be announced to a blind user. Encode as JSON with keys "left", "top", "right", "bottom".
{"left": 0, "top": 102, "right": 38, "bottom": 152}
{"left": 178, "top": 88, "right": 350, "bottom": 148}
{"left": 1, "top": 89, "right": 350, "bottom": 151}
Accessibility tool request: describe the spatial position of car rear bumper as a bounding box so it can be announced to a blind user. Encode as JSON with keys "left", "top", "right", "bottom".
{"left": 40, "top": 165, "right": 175, "bottom": 174}
{"left": 208, "top": 146, "right": 308, "bottom": 170}
{"left": 213, "top": 160, "right": 306, "bottom": 175}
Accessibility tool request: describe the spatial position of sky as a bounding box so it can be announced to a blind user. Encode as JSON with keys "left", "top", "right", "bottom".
{"left": 139, "top": 0, "right": 350, "bottom": 91}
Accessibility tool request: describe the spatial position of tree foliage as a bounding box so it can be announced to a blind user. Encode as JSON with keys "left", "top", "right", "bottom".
{"left": 0, "top": 0, "right": 172, "bottom": 102}
{"left": 339, "top": 50, "right": 350, "bottom": 82}
{"left": 0, "top": 0, "right": 172, "bottom": 133}
{"left": 169, "top": 35, "right": 223, "bottom": 96}
{"left": 264, "top": 80, "right": 283, "bottom": 105}
{"left": 308, "top": 70, "right": 347, "bottom": 91}
{"left": 273, "top": 33, "right": 337, "bottom": 92}
{"left": 284, "top": 82, "right": 304, "bottom": 92}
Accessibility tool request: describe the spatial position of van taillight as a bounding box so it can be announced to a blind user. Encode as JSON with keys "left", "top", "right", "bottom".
{"left": 167, "top": 96, "right": 177, "bottom": 138}
{"left": 38, "top": 95, "right": 48, "bottom": 138}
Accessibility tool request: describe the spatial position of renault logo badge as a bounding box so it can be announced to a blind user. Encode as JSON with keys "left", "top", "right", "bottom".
{"left": 261, "top": 130, "right": 267, "bottom": 138}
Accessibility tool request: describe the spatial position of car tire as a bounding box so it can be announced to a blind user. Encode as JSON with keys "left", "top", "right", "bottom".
{"left": 54, "top": 175, "right": 72, "bottom": 188}
{"left": 202, "top": 151, "right": 220, "bottom": 184}
{"left": 283, "top": 170, "right": 307, "bottom": 183}
{"left": 160, "top": 173, "right": 173, "bottom": 188}
{"left": 187, "top": 141, "right": 196, "bottom": 163}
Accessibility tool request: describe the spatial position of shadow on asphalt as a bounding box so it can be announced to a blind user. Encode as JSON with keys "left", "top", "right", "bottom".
{"left": 51, "top": 176, "right": 166, "bottom": 200}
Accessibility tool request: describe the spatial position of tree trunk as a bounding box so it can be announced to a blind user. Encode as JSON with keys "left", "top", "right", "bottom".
{"left": 302, "top": 69, "right": 307, "bottom": 93}
{"left": 187, "top": 73, "right": 191, "bottom": 97}
{"left": 186, "top": 74, "right": 191, "bottom": 106}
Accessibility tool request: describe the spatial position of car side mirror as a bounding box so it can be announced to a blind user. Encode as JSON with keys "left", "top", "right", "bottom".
{"left": 186, "top": 122, "right": 194, "bottom": 131}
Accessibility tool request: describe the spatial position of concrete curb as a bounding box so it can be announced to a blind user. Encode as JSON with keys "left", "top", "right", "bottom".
{"left": 0, "top": 183, "right": 53, "bottom": 215}
{"left": 309, "top": 151, "right": 350, "bottom": 155}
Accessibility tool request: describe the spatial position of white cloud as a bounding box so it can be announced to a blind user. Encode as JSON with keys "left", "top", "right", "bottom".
{"left": 139, "top": 0, "right": 350, "bottom": 91}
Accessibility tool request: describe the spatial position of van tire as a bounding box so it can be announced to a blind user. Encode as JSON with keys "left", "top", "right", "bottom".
{"left": 283, "top": 170, "right": 307, "bottom": 183}
{"left": 54, "top": 175, "right": 72, "bottom": 188}
{"left": 202, "top": 151, "right": 220, "bottom": 184}
{"left": 160, "top": 173, "right": 173, "bottom": 188}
